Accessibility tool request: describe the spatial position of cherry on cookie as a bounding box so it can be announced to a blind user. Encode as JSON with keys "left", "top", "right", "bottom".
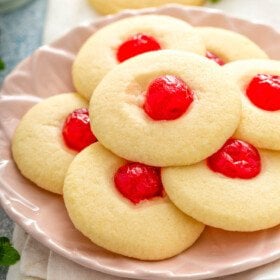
{"left": 73, "top": 15, "right": 205, "bottom": 100}
{"left": 64, "top": 143, "right": 205, "bottom": 260}
{"left": 224, "top": 59, "right": 280, "bottom": 151}
{"left": 12, "top": 93, "right": 89, "bottom": 194}
{"left": 117, "top": 33, "right": 161, "bottom": 63}
{"left": 207, "top": 139, "right": 261, "bottom": 179}
{"left": 246, "top": 74, "right": 280, "bottom": 111}
{"left": 143, "top": 75, "right": 194, "bottom": 121}
{"left": 63, "top": 108, "right": 97, "bottom": 152}
{"left": 114, "top": 162, "right": 163, "bottom": 204}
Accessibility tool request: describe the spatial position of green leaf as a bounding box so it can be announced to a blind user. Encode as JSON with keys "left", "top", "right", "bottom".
{"left": 0, "top": 237, "right": 20, "bottom": 266}
{"left": 209, "top": 0, "right": 222, "bottom": 3}
{"left": 0, "top": 58, "right": 5, "bottom": 71}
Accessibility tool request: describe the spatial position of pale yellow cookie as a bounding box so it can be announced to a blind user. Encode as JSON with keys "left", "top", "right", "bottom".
{"left": 73, "top": 15, "right": 206, "bottom": 100}
{"left": 12, "top": 93, "right": 88, "bottom": 194}
{"left": 64, "top": 143, "right": 205, "bottom": 260}
{"left": 196, "top": 27, "right": 268, "bottom": 63}
{"left": 224, "top": 60, "right": 280, "bottom": 150}
{"left": 90, "top": 50, "right": 241, "bottom": 167}
{"left": 88, "top": 0, "right": 206, "bottom": 15}
{"left": 162, "top": 149, "right": 280, "bottom": 232}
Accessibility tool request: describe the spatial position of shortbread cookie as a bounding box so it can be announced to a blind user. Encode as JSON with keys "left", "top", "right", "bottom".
{"left": 73, "top": 15, "right": 206, "bottom": 100}
{"left": 90, "top": 50, "right": 241, "bottom": 167}
{"left": 12, "top": 93, "right": 96, "bottom": 194}
{"left": 162, "top": 139, "right": 280, "bottom": 232}
{"left": 224, "top": 59, "right": 280, "bottom": 150}
{"left": 196, "top": 27, "right": 268, "bottom": 65}
{"left": 88, "top": 0, "right": 205, "bottom": 15}
{"left": 64, "top": 143, "right": 205, "bottom": 260}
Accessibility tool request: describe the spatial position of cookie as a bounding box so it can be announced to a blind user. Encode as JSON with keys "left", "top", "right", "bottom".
{"left": 63, "top": 143, "right": 205, "bottom": 260}
{"left": 196, "top": 27, "right": 268, "bottom": 65}
{"left": 88, "top": 0, "right": 206, "bottom": 15}
{"left": 72, "top": 15, "right": 206, "bottom": 100}
{"left": 162, "top": 139, "right": 280, "bottom": 232}
{"left": 12, "top": 93, "right": 96, "bottom": 194}
{"left": 90, "top": 50, "right": 241, "bottom": 167}
{"left": 224, "top": 59, "right": 280, "bottom": 150}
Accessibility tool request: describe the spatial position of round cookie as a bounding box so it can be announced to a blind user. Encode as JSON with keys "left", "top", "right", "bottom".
{"left": 88, "top": 0, "right": 205, "bottom": 15}
{"left": 73, "top": 15, "right": 206, "bottom": 100}
{"left": 196, "top": 27, "right": 268, "bottom": 64}
{"left": 162, "top": 144, "right": 280, "bottom": 232}
{"left": 224, "top": 59, "right": 280, "bottom": 150}
{"left": 63, "top": 143, "right": 205, "bottom": 260}
{"left": 90, "top": 50, "right": 241, "bottom": 167}
{"left": 12, "top": 93, "right": 92, "bottom": 194}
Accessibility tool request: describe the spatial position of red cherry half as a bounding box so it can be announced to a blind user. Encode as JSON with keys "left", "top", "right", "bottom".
{"left": 246, "top": 74, "right": 280, "bottom": 111}
{"left": 117, "top": 33, "right": 161, "bottom": 63}
{"left": 143, "top": 75, "right": 194, "bottom": 121}
{"left": 114, "top": 162, "right": 163, "bottom": 204}
{"left": 62, "top": 108, "right": 97, "bottom": 152}
{"left": 207, "top": 139, "right": 261, "bottom": 179}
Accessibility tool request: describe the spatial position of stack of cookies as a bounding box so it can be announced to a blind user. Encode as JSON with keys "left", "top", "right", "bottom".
{"left": 12, "top": 15, "right": 280, "bottom": 261}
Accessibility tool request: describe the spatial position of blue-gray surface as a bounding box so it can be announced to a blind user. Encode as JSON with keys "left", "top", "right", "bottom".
{"left": 0, "top": 0, "right": 47, "bottom": 278}
{"left": 0, "top": 0, "right": 47, "bottom": 83}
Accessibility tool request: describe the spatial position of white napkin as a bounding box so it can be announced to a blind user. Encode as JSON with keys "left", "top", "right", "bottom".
{"left": 6, "top": 226, "right": 130, "bottom": 280}
{"left": 7, "top": 0, "right": 280, "bottom": 279}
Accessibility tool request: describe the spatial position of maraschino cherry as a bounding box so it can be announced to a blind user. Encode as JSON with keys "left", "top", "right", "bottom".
{"left": 144, "top": 75, "right": 194, "bottom": 121}
{"left": 62, "top": 108, "right": 97, "bottom": 152}
{"left": 117, "top": 33, "right": 161, "bottom": 62}
{"left": 207, "top": 139, "right": 261, "bottom": 179}
{"left": 114, "top": 162, "right": 163, "bottom": 204}
{"left": 206, "top": 51, "right": 225, "bottom": 66}
{"left": 246, "top": 74, "right": 280, "bottom": 111}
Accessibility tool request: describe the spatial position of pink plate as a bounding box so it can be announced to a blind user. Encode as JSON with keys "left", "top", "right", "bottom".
{"left": 1, "top": 5, "right": 280, "bottom": 280}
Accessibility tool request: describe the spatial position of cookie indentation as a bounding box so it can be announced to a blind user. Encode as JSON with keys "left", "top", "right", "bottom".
{"left": 206, "top": 51, "right": 224, "bottom": 66}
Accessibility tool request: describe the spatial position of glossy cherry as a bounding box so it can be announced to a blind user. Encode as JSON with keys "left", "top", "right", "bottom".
{"left": 143, "top": 75, "right": 194, "bottom": 121}
{"left": 62, "top": 108, "right": 97, "bottom": 152}
{"left": 114, "top": 162, "right": 163, "bottom": 204}
{"left": 246, "top": 74, "right": 280, "bottom": 111}
{"left": 117, "top": 33, "right": 161, "bottom": 63}
{"left": 206, "top": 51, "right": 225, "bottom": 66}
{"left": 207, "top": 139, "right": 261, "bottom": 179}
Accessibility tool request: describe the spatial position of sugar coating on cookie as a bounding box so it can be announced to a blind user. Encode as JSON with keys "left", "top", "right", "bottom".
{"left": 88, "top": 0, "right": 205, "bottom": 15}
{"left": 72, "top": 15, "right": 206, "bottom": 100}
{"left": 90, "top": 50, "right": 241, "bottom": 167}
{"left": 63, "top": 143, "right": 204, "bottom": 260}
{"left": 12, "top": 93, "right": 89, "bottom": 194}
{"left": 224, "top": 60, "right": 280, "bottom": 150}
{"left": 162, "top": 148, "right": 280, "bottom": 232}
{"left": 196, "top": 27, "right": 268, "bottom": 64}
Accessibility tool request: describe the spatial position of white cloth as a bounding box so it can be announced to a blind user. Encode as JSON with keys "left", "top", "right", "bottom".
{"left": 7, "top": 226, "right": 129, "bottom": 280}
{"left": 8, "top": 0, "right": 280, "bottom": 279}
{"left": 43, "top": 0, "right": 100, "bottom": 44}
